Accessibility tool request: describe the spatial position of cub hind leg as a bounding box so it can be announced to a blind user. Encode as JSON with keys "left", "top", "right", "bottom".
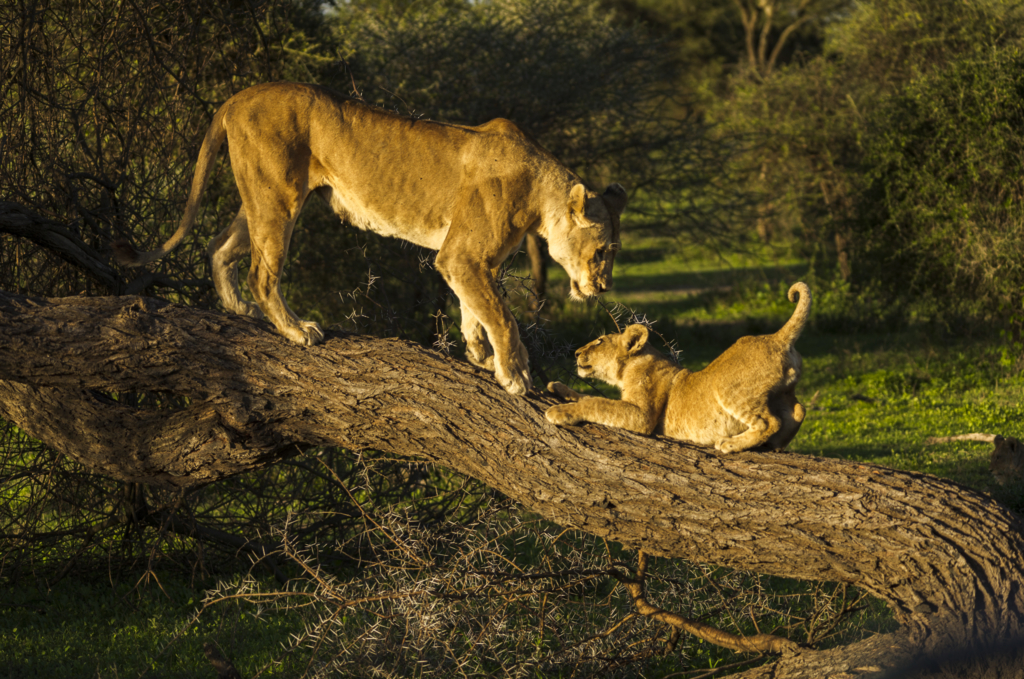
{"left": 715, "top": 396, "right": 783, "bottom": 453}
{"left": 764, "top": 389, "right": 805, "bottom": 450}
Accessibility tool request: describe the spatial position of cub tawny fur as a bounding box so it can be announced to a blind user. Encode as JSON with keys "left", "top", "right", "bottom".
{"left": 546, "top": 282, "right": 811, "bottom": 452}
{"left": 112, "top": 82, "right": 627, "bottom": 396}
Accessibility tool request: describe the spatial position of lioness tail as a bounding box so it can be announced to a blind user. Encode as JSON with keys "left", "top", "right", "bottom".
{"left": 775, "top": 282, "right": 811, "bottom": 347}
{"left": 111, "top": 104, "right": 230, "bottom": 267}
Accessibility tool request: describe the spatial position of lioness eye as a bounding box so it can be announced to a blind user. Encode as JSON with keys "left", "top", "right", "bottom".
{"left": 594, "top": 248, "right": 605, "bottom": 262}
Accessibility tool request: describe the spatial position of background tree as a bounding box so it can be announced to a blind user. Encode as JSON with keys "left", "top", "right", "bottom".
{"left": 713, "top": 0, "right": 1024, "bottom": 330}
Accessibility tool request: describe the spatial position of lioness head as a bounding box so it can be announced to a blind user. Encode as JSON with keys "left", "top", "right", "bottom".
{"left": 574, "top": 324, "right": 649, "bottom": 386}
{"left": 549, "top": 183, "right": 628, "bottom": 300}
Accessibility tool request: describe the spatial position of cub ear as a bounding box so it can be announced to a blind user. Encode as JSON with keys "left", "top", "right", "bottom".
{"left": 602, "top": 183, "right": 628, "bottom": 216}
{"left": 568, "top": 183, "right": 587, "bottom": 215}
{"left": 623, "top": 324, "right": 648, "bottom": 356}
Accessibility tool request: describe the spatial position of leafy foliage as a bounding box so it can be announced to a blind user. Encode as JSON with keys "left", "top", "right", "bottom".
{"left": 717, "top": 0, "right": 1024, "bottom": 328}
{"left": 853, "top": 47, "right": 1024, "bottom": 321}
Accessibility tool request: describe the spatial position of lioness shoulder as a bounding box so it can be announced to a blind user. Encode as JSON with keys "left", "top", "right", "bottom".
{"left": 546, "top": 282, "right": 811, "bottom": 452}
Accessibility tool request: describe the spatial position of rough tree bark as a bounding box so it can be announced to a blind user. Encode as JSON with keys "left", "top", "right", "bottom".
{"left": 1, "top": 290, "right": 1022, "bottom": 678}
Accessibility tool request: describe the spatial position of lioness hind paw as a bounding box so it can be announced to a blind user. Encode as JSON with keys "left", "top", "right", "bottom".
{"left": 296, "top": 321, "right": 325, "bottom": 346}
{"left": 466, "top": 352, "right": 496, "bottom": 372}
{"left": 499, "top": 372, "right": 531, "bottom": 396}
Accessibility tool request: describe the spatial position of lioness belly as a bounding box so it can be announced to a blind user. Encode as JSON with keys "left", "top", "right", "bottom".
{"left": 321, "top": 182, "right": 450, "bottom": 251}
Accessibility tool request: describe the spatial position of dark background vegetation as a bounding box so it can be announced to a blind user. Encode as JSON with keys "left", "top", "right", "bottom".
{"left": 2, "top": 0, "right": 1023, "bottom": 676}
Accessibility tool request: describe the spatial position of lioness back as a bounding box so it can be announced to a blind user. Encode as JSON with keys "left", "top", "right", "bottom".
{"left": 237, "top": 83, "right": 559, "bottom": 252}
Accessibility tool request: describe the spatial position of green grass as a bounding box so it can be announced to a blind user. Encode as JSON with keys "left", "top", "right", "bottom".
{"left": 0, "top": 574, "right": 304, "bottom": 678}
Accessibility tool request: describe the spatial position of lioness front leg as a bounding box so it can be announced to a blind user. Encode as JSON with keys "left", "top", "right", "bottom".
{"left": 437, "top": 257, "right": 531, "bottom": 395}
{"left": 460, "top": 305, "right": 495, "bottom": 372}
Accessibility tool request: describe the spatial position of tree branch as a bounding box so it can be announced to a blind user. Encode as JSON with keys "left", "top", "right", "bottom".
{"left": 1, "top": 290, "right": 1023, "bottom": 677}
{"left": 0, "top": 201, "right": 121, "bottom": 293}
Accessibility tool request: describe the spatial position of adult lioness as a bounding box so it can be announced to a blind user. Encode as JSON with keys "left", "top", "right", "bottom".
{"left": 546, "top": 283, "right": 811, "bottom": 452}
{"left": 113, "top": 82, "right": 627, "bottom": 396}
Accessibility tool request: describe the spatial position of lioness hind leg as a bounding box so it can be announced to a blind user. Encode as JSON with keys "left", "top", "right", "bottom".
{"left": 208, "top": 206, "right": 263, "bottom": 319}
{"left": 244, "top": 203, "right": 324, "bottom": 347}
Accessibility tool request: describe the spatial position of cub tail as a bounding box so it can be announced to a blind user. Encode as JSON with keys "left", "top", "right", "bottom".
{"left": 111, "top": 103, "right": 230, "bottom": 267}
{"left": 775, "top": 282, "right": 811, "bottom": 347}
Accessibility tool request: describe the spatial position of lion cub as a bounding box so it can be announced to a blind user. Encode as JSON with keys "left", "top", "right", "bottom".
{"left": 545, "top": 282, "right": 811, "bottom": 452}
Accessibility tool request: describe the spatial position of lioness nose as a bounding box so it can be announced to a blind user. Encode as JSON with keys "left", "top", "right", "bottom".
{"left": 575, "top": 347, "right": 585, "bottom": 357}
{"left": 597, "top": 281, "right": 611, "bottom": 293}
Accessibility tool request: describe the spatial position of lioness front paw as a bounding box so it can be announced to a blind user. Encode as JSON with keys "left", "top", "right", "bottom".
{"left": 495, "top": 343, "right": 532, "bottom": 396}
{"left": 496, "top": 368, "right": 531, "bottom": 396}
{"left": 546, "top": 404, "right": 580, "bottom": 426}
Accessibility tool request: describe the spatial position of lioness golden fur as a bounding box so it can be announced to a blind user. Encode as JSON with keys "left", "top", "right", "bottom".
{"left": 546, "top": 282, "right": 811, "bottom": 452}
{"left": 113, "top": 82, "right": 627, "bottom": 396}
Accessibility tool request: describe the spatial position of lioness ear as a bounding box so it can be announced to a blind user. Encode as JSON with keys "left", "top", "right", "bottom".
{"left": 623, "top": 324, "right": 648, "bottom": 356}
{"left": 568, "top": 183, "right": 587, "bottom": 216}
{"left": 602, "top": 183, "right": 628, "bottom": 216}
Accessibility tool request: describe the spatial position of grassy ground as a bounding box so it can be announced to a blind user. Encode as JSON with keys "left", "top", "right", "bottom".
{"left": 0, "top": 573, "right": 304, "bottom": 678}
{"left": 4, "top": 235, "right": 1022, "bottom": 676}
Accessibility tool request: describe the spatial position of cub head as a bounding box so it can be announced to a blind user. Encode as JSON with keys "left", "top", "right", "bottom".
{"left": 548, "top": 183, "right": 628, "bottom": 300}
{"left": 574, "top": 324, "right": 649, "bottom": 387}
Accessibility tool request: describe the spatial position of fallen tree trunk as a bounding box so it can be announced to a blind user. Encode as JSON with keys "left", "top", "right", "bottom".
{"left": 1, "top": 290, "right": 1022, "bottom": 677}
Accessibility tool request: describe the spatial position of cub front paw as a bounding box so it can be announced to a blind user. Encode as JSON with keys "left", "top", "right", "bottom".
{"left": 547, "top": 382, "right": 580, "bottom": 401}
{"left": 546, "top": 404, "right": 580, "bottom": 426}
